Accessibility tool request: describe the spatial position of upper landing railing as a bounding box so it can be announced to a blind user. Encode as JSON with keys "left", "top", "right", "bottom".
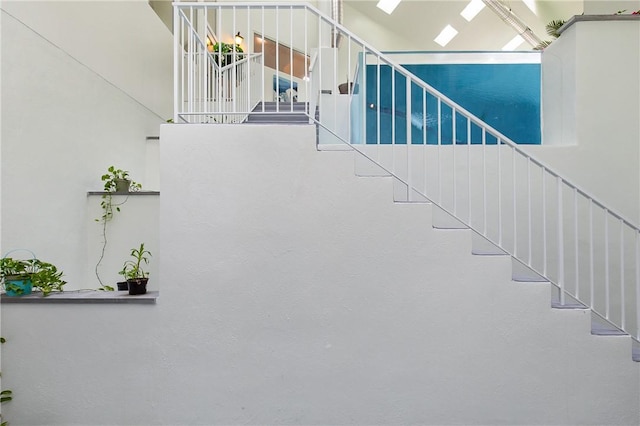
{"left": 174, "top": 2, "right": 640, "bottom": 355}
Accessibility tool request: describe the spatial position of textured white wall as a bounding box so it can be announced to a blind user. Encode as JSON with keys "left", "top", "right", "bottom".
{"left": 3, "top": 124, "right": 638, "bottom": 425}
{"left": 1, "top": 0, "right": 173, "bottom": 118}
{"left": 539, "top": 18, "right": 640, "bottom": 223}
{"left": 0, "top": 1, "right": 170, "bottom": 289}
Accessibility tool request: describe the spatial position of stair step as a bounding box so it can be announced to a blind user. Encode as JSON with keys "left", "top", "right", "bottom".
{"left": 471, "top": 233, "right": 507, "bottom": 255}
{"left": 512, "top": 259, "right": 548, "bottom": 282}
{"left": 431, "top": 206, "right": 468, "bottom": 230}
{"left": 253, "top": 101, "right": 308, "bottom": 113}
{"left": 550, "top": 286, "right": 588, "bottom": 309}
{"left": 393, "top": 178, "right": 430, "bottom": 203}
{"left": 246, "top": 113, "right": 309, "bottom": 124}
{"left": 591, "top": 312, "right": 628, "bottom": 336}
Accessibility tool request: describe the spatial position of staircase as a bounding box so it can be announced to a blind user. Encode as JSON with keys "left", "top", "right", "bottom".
{"left": 159, "top": 124, "right": 640, "bottom": 423}
{"left": 174, "top": 2, "right": 640, "bottom": 365}
{"left": 245, "top": 101, "right": 309, "bottom": 124}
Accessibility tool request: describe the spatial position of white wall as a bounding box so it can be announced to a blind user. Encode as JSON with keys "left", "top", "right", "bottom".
{"left": 1, "top": 0, "right": 173, "bottom": 119}
{"left": 539, "top": 18, "right": 640, "bottom": 223}
{"left": 1, "top": 124, "right": 638, "bottom": 424}
{"left": 342, "top": 1, "right": 413, "bottom": 51}
{"left": 1, "top": 1, "right": 172, "bottom": 289}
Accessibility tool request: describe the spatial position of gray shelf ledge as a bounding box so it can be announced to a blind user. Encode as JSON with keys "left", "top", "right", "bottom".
{"left": 87, "top": 190, "right": 160, "bottom": 196}
{"left": 1, "top": 290, "right": 158, "bottom": 304}
{"left": 559, "top": 14, "right": 640, "bottom": 35}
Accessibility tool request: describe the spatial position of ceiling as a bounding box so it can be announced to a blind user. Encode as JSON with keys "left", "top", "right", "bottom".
{"left": 343, "top": 0, "right": 584, "bottom": 51}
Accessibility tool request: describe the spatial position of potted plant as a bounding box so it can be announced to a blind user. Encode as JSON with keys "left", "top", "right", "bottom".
{"left": 101, "top": 165, "right": 140, "bottom": 194}
{"left": 31, "top": 260, "right": 67, "bottom": 296}
{"left": 0, "top": 257, "right": 33, "bottom": 296}
{"left": 0, "top": 256, "right": 66, "bottom": 297}
{"left": 120, "top": 243, "right": 151, "bottom": 295}
{"left": 211, "top": 42, "right": 244, "bottom": 67}
{"left": 534, "top": 19, "right": 567, "bottom": 50}
{"left": 95, "top": 166, "right": 141, "bottom": 291}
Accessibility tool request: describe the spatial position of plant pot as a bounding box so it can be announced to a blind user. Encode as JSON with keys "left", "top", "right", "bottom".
{"left": 5, "top": 276, "right": 32, "bottom": 297}
{"left": 127, "top": 278, "right": 148, "bottom": 295}
{"left": 116, "top": 281, "right": 128, "bottom": 291}
{"left": 338, "top": 82, "right": 353, "bottom": 94}
{"left": 114, "top": 179, "right": 131, "bottom": 194}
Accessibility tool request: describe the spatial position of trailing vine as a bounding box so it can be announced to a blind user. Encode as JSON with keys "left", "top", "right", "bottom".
{"left": 1, "top": 337, "right": 12, "bottom": 426}
{"left": 94, "top": 166, "right": 141, "bottom": 291}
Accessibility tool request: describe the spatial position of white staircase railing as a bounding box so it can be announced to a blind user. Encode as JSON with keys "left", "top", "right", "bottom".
{"left": 173, "top": 2, "right": 640, "bottom": 355}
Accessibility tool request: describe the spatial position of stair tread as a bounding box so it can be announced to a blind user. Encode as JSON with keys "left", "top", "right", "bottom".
{"left": 591, "top": 313, "right": 628, "bottom": 336}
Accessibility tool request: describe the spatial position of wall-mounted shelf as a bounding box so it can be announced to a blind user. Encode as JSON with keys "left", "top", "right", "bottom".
{"left": 1, "top": 290, "right": 158, "bottom": 304}
{"left": 87, "top": 191, "right": 160, "bottom": 196}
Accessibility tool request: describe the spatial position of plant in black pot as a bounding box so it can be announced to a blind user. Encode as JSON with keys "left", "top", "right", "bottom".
{"left": 120, "top": 243, "right": 151, "bottom": 295}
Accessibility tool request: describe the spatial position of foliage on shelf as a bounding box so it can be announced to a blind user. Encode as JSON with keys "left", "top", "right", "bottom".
{"left": 119, "top": 243, "right": 151, "bottom": 281}
{"left": 211, "top": 42, "right": 244, "bottom": 66}
{"left": 98, "top": 166, "right": 142, "bottom": 222}
{"left": 95, "top": 166, "right": 142, "bottom": 291}
{"left": 0, "top": 257, "right": 66, "bottom": 296}
{"left": 534, "top": 19, "right": 567, "bottom": 50}
{"left": 536, "top": 9, "right": 640, "bottom": 50}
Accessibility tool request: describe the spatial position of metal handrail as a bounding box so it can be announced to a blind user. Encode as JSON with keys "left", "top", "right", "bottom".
{"left": 174, "top": 2, "right": 640, "bottom": 346}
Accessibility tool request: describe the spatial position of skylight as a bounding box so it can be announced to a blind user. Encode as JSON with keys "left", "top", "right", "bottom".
{"left": 522, "top": 0, "right": 537, "bottom": 15}
{"left": 502, "top": 34, "right": 525, "bottom": 51}
{"left": 376, "top": 0, "right": 402, "bottom": 15}
{"left": 460, "top": 0, "right": 486, "bottom": 22}
{"left": 434, "top": 25, "right": 458, "bottom": 47}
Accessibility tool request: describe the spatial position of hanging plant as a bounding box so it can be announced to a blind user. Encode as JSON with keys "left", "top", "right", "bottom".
{"left": 94, "top": 166, "right": 141, "bottom": 291}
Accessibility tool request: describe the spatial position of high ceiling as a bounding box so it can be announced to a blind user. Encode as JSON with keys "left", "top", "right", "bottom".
{"left": 343, "top": 0, "right": 584, "bottom": 51}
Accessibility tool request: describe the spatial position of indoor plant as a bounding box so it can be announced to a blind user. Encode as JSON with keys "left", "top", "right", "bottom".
{"left": 95, "top": 166, "right": 142, "bottom": 291}
{"left": 120, "top": 243, "right": 151, "bottom": 295}
{"left": 0, "top": 257, "right": 33, "bottom": 296}
{"left": 211, "top": 42, "right": 244, "bottom": 67}
{"left": 31, "top": 260, "right": 67, "bottom": 296}
{"left": 101, "top": 165, "right": 140, "bottom": 194}
{"left": 534, "top": 19, "right": 567, "bottom": 50}
{"left": 0, "top": 257, "right": 66, "bottom": 297}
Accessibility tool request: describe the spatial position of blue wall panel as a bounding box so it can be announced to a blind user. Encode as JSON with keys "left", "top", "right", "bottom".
{"left": 364, "top": 63, "right": 540, "bottom": 145}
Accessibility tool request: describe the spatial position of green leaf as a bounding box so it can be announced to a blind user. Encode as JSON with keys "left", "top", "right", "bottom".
{"left": 545, "top": 19, "right": 566, "bottom": 38}
{"left": 534, "top": 40, "right": 552, "bottom": 50}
